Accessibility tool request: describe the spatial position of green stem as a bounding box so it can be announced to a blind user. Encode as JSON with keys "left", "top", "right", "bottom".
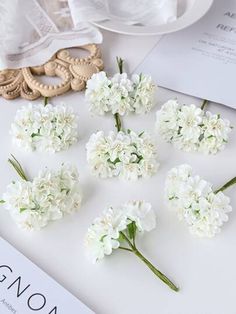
{"left": 120, "top": 232, "right": 179, "bottom": 292}
{"left": 116, "top": 56, "right": 124, "bottom": 74}
{"left": 113, "top": 57, "right": 124, "bottom": 132}
{"left": 8, "top": 155, "right": 29, "bottom": 181}
{"left": 119, "top": 247, "right": 133, "bottom": 252}
{"left": 132, "top": 235, "right": 136, "bottom": 247}
{"left": 120, "top": 231, "right": 134, "bottom": 248}
{"left": 215, "top": 177, "right": 236, "bottom": 194}
{"left": 134, "top": 249, "right": 179, "bottom": 292}
{"left": 44, "top": 97, "right": 48, "bottom": 106}
{"left": 201, "top": 99, "right": 208, "bottom": 110}
{"left": 114, "top": 112, "right": 122, "bottom": 132}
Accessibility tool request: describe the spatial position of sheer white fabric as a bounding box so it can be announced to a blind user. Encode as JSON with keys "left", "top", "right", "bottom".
{"left": 0, "top": 0, "right": 102, "bottom": 69}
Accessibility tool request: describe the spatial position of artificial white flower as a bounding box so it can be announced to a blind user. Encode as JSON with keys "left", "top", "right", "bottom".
{"left": 178, "top": 104, "right": 202, "bottom": 140}
{"left": 199, "top": 111, "right": 232, "bottom": 154}
{"left": 109, "top": 73, "right": 134, "bottom": 115}
{"left": 156, "top": 100, "right": 232, "bottom": 154}
{"left": 85, "top": 200, "right": 179, "bottom": 292}
{"left": 86, "top": 206, "right": 127, "bottom": 263}
{"left": 85, "top": 71, "right": 111, "bottom": 115}
{"left": 125, "top": 200, "right": 156, "bottom": 232}
{"left": 86, "top": 130, "right": 159, "bottom": 180}
{"left": 2, "top": 162, "right": 82, "bottom": 231}
{"left": 131, "top": 74, "right": 156, "bottom": 114}
{"left": 155, "top": 99, "right": 180, "bottom": 142}
{"left": 85, "top": 71, "right": 156, "bottom": 116}
{"left": 165, "top": 164, "right": 232, "bottom": 237}
{"left": 11, "top": 103, "right": 78, "bottom": 153}
{"left": 85, "top": 200, "right": 156, "bottom": 263}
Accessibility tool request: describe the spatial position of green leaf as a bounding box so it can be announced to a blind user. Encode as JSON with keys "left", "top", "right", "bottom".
{"left": 131, "top": 152, "right": 143, "bottom": 163}
{"left": 127, "top": 221, "right": 137, "bottom": 241}
{"left": 20, "top": 207, "right": 27, "bottom": 213}
{"left": 61, "top": 188, "right": 70, "bottom": 195}
{"left": 137, "top": 155, "right": 143, "bottom": 163}
{"left": 108, "top": 157, "right": 120, "bottom": 165}
{"left": 31, "top": 133, "right": 38, "bottom": 138}
{"left": 177, "top": 127, "right": 182, "bottom": 135}
{"left": 199, "top": 133, "right": 204, "bottom": 141}
{"left": 100, "top": 235, "right": 106, "bottom": 242}
{"left": 0, "top": 200, "right": 5, "bottom": 204}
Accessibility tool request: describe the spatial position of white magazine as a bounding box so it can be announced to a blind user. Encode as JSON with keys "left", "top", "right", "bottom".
{"left": 136, "top": 0, "right": 236, "bottom": 109}
{"left": 0, "top": 237, "right": 94, "bottom": 314}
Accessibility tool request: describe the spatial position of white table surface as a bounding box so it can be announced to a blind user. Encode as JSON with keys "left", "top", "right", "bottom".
{"left": 1, "top": 29, "right": 236, "bottom": 314}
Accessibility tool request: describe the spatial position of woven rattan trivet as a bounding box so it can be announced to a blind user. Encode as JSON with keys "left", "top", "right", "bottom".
{"left": 0, "top": 44, "right": 103, "bottom": 100}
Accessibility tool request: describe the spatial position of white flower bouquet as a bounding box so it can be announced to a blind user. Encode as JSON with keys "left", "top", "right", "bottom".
{"left": 11, "top": 99, "right": 78, "bottom": 153}
{"left": 1, "top": 155, "right": 82, "bottom": 231}
{"left": 156, "top": 99, "right": 232, "bottom": 154}
{"left": 85, "top": 200, "right": 179, "bottom": 292}
{"left": 165, "top": 164, "right": 235, "bottom": 237}
{"left": 85, "top": 57, "right": 156, "bottom": 116}
{"left": 86, "top": 129, "right": 158, "bottom": 180}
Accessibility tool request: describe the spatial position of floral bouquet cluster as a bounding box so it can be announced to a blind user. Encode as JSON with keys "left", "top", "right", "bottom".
{"left": 85, "top": 200, "right": 178, "bottom": 291}
{"left": 1, "top": 52, "right": 235, "bottom": 295}
{"left": 156, "top": 100, "right": 232, "bottom": 154}
{"left": 86, "top": 130, "right": 158, "bottom": 180}
{"left": 165, "top": 164, "right": 233, "bottom": 237}
{"left": 11, "top": 102, "right": 78, "bottom": 153}
{"left": 1, "top": 156, "right": 82, "bottom": 231}
{"left": 85, "top": 57, "right": 159, "bottom": 181}
{"left": 85, "top": 69, "right": 155, "bottom": 116}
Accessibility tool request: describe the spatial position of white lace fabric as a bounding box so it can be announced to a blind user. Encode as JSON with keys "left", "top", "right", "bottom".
{"left": 0, "top": 0, "right": 102, "bottom": 69}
